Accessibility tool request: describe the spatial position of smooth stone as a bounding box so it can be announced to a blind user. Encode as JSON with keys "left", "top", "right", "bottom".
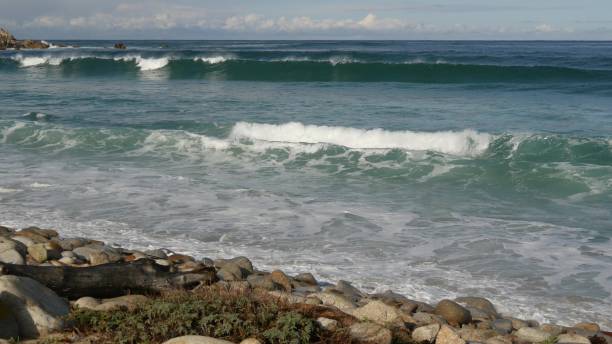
{"left": 167, "top": 254, "right": 195, "bottom": 264}
{"left": 267, "top": 291, "right": 306, "bottom": 304}
{"left": 240, "top": 339, "right": 262, "bottom": 344}
{"left": 349, "top": 322, "right": 392, "bottom": 344}
{"left": 305, "top": 297, "right": 322, "bottom": 305}
{"left": 162, "top": 336, "right": 235, "bottom": 344}
{"left": 539, "top": 323, "right": 564, "bottom": 336}
{"left": 53, "top": 238, "right": 96, "bottom": 251}
{"left": 95, "top": 295, "right": 148, "bottom": 311}
{"left": 294, "top": 272, "right": 318, "bottom": 286}
{"left": 0, "top": 248, "right": 25, "bottom": 265}
{"left": 0, "top": 225, "right": 14, "bottom": 237}
{"left": 413, "top": 312, "right": 447, "bottom": 326}
{"left": 144, "top": 248, "right": 167, "bottom": 259}
{"left": 74, "top": 297, "right": 100, "bottom": 310}
{"left": 155, "top": 259, "right": 171, "bottom": 266}
{"left": 0, "top": 300, "right": 19, "bottom": 340}
{"left": 492, "top": 319, "right": 513, "bottom": 334}
{"left": 18, "top": 227, "right": 58, "bottom": 239}
{"left": 214, "top": 256, "right": 254, "bottom": 274}
{"left": 557, "top": 333, "right": 591, "bottom": 344}
{"left": 0, "top": 237, "right": 27, "bottom": 256}
{"left": 509, "top": 318, "right": 529, "bottom": 330}
{"left": 515, "top": 327, "right": 552, "bottom": 343}
{"left": 316, "top": 317, "right": 339, "bottom": 331}
{"left": 436, "top": 325, "right": 466, "bottom": 344}
{"left": 73, "top": 245, "right": 121, "bottom": 265}
{"left": 573, "top": 322, "right": 600, "bottom": 333}
{"left": 310, "top": 291, "right": 356, "bottom": 311}
{"left": 177, "top": 261, "right": 207, "bottom": 273}
{"left": 434, "top": 300, "right": 472, "bottom": 326}
{"left": 326, "top": 280, "right": 365, "bottom": 303}
{"left": 270, "top": 270, "right": 292, "bottom": 292}
{"left": 11, "top": 236, "right": 35, "bottom": 248}
{"left": 0, "top": 275, "right": 69, "bottom": 338}
{"left": 350, "top": 300, "right": 405, "bottom": 325}
{"left": 217, "top": 263, "right": 245, "bottom": 281}
{"left": 61, "top": 251, "right": 76, "bottom": 258}
{"left": 28, "top": 243, "right": 61, "bottom": 263}
{"left": 412, "top": 324, "right": 441, "bottom": 343}
{"left": 455, "top": 297, "right": 498, "bottom": 319}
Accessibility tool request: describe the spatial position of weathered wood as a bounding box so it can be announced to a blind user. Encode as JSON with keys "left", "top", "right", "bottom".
{"left": 0, "top": 259, "right": 217, "bottom": 299}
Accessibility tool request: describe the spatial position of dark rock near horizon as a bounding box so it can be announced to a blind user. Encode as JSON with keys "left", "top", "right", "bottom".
{"left": 0, "top": 28, "right": 49, "bottom": 50}
{"left": 114, "top": 42, "right": 127, "bottom": 49}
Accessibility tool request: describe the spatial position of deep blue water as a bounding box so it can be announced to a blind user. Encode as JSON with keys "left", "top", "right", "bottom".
{"left": 1, "top": 41, "right": 611, "bottom": 326}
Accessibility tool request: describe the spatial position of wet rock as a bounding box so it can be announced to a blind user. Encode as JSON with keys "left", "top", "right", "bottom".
{"left": 167, "top": 254, "right": 195, "bottom": 264}
{"left": 515, "top": 327, "right": 552, "bottom": 343}
{"left": 144, "top": 249, "right": 167, "bottom": 259}
{"left": 557, "top": 333, "right": 591, "bottom": 344}
{"left": 270, "top": 270, "right": 292, "bottom": 292}
{"left": 573, "top": 322, "right": 600, "bottom": 333}
{"left": 53, "top": 238, "right": 97, "bottom": 251}
{"left": 326, "top": 280, "right": 365, "bottom": 303}
{"left": 349, "top": 322, "right": 392, "bottom": 344}
{"left": 294, "top": 272, "right": 317, "bottom": 286}
{"left": 0, "top": 225, "right": 13, "bottom": 237}
{"left": 247, "top": 272, "right": 279, "bottom": 291}
{"left": 73, "top": 245, "right": 121, "bottom": 265}
{"left": 114, "top": 42, "right": 127, "bottom": 49}
{"left": 155, "top": 259, "right": 171, "bottom": 266}
{"left": 0, "top": 300, "right": 19, "bottom": 340}
{"left": 316, "top": 317, "right": 339, "bottom": 331}
{"left": 350, "top": 300, "right": 406, "bottom": 325}
{"left": 310, "top": 291, "right": 356, "bottom": 311}
{"left": 492, "top": 319, "right": 513, "bottom": 334}
{"left": 509, "top": 318, "right": 529, "bottom": 330}
{"left": 436, "top": 325, "right": 466, "bottom": 344}
{"left": 177, "top": 261, "right": 208, "bottom": 273}
{"left": 413, "top": 323, "right": 441, "bottom": 343}
{"left": 433, "top": 300, "right": 472, "bottom": 326}
{"left": 455, "top": 297, "right": 498, "bottom": 319}
{"left": 0, "top": 275, "right": 69, "bottom": 338}
{"left": 162, "top": 336, "right": 235, "bottom": 344}
{"left": 214, "top": 256, "right": 254, "bottom": 274}
{"left": 217, "top": 262, "right": 249, "bottom": 281}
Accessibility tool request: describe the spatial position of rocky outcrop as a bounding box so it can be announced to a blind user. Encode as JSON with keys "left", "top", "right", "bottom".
{"left": 114, "top": 42, "right": 127, "bottom": 49}
{"left": 0, "top": 28, "right": 49, "bottom": 50}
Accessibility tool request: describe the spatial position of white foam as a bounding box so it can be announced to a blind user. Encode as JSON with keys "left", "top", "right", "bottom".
{"left": 230, "top": 122, "right": 492, "bottom": 156}
{"left": 195, "top": 56, "right": 229, "bottom": 64}
{"left": 13, "top": 55, "right": 64, "bottom": 67}
{"left": 0, "top": 187, "right": 21, "bottom": 193}
{"left": 29, "top": 182, "right": 52, "bottom": 188}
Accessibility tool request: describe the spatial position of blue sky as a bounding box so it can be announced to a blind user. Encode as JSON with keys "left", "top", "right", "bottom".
{"left": 1, "top": 0, "right": 611, "bottom": 40}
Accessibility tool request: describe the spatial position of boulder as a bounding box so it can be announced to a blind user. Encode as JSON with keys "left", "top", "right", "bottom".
{"left": 167, "top": 254, "right": 195, "bottom": 264}
{"left": 114, "top": 42, "right": 127, "bottom": 49}
{"left": 413, "top": 311, "right": 447, "bottom": 326}
{"left": 350, "top": 300, "right": 405, "bottom": 325}
{"left": 73, "top": 296, "right": 100, "bottom": 310}
{"left": 557, "top": 333, "right": 590, "bottom": 344}
{"left": 53, "top": 238, "right": 98, "bottom": 251}
{"left": 18, "top": 227, "right": 58, "bottom": 240}
{"left": 0, "top": 249, "right": 24, "bottom": 265}
{"left": 294, "top": 272, "right": 317, "bottom": 286}
{"left": 539, "top": 323, "right": 564, "bottom": 336}
{"left": 492, "top": 319, "right": 513, "bottom": 334}
{"left": 0, "top": 237, "right": 26, "bottom": 264}
{"left": 217, "top": 263, "right": 247, "bottom": 281}
{"left": 455, "top": 297, "right": 498, "bottom": 319}
{"left": 270, "top": 270, "right": 292, "bottom": 292}
{"left": 0, "top": 300, "right": 19, "bottom": 340}
{"left": 573, "top": 322, "right": 600, "bottom": 333}
{"left": 0, "top": 275, "right": 69, "bottom": 338}
{"left": 267, "top": 291, "right": 306, "bottom": 304}
{"left": 316, "top": 317, "right": 339, "bottom": 331}
{"left": 240, "top": 339, "right": 262, "bottom": 344}
{"left": 73, "top": 245, "right": 121, "bottom": 265}
{"left": 485, "top": 335, "right": 513, "bottom": 344}
{"left": 144, "top": 248, "right": 167, "bottom": 259}
{"left": 310, "top": 291, "right": 356, "bottom": 311}
{"left": 515, "top": 327, "right": 552, "bottom": 343}
{"left": 457, "top": 328, "right": 498, "bottom": 342}
{"left": 433, "top": 300, "right": 472, "bottom": 326}
{"left": 413, "top": 324, "right": 441, "bottom": 343}
{"left": 11, "top": 236, "right": 36, "bottom": 247}
{"left": 509, "top": 317, "right": 529, "bottom": 330}
{"left": 162, "top": 336, "right": 235, "bottom": 344}
{"left": 214, "top": 256, "right": 254, "bottom": 274}
{"left": 349, "top": 322, "right": 392, "bottom": 344}
{"left": 94, "top": 295, "right": 149, "bottom": 311}
{"left": 436, "top": 325, "right": 466, "bottom": 344}
{"left": 177, "top": 261, "right": 208, "bottom": 273}
{"left": 326, "top": 280, "right": 365, "bottom": 303}
{"left": 246, "top": 272, "right": 278, "bottom": 291}
{"left": 28, "top": 243, "right": 61, "bottom": 263}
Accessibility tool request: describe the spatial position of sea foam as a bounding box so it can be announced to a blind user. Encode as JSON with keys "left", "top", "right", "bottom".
{"left": 230, "top": 122, "right": 492, "bottom": 156}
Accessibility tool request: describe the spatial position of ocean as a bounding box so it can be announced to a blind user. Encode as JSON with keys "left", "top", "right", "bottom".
{"left": 1, "top": 40, "right": 611, "bottom": 326}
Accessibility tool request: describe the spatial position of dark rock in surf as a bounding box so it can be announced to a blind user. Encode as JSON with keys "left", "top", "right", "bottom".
{"left": 114, "top": 42, "right": 127, "bottom": 49}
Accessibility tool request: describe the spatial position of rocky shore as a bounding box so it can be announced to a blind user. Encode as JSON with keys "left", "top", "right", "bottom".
{"left": 0, "top": 28, "right": 50, "bottom": 50}
{"left": 0, "top": 224, "right": 610, "bottom": 344}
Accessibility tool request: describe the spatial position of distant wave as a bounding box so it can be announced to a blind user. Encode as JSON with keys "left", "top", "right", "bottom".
{"left": 2, "top": 54, "right": 611, "bottom": 82}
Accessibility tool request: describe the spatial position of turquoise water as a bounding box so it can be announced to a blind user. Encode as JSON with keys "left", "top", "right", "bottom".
{"left": 1, "top": 41, "right": 611, "bottom": 326}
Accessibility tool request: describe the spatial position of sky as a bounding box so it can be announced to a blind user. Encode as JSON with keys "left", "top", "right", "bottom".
{"left": 1, "top": 0, "right": 612, "bottom": 40}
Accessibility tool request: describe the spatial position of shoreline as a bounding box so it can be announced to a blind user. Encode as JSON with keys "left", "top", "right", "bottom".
{"left": 1, "top": 225, "right": 610, "bottom": 343}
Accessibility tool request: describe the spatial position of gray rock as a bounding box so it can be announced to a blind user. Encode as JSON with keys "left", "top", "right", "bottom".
{"left": 294, "top": 272, "right": 318, "bottom": 286}
{"left": 515, "top": 327, "right": 552, "bottom": 343}
{"left": 316, "top": 317, "right": 339, "bottom": 331}
{"left": 509, "top": 317, "right": 529, "bottom": 330}
{"left": 457, "top": 328, "right": 498, "bottom": 342}
{"left": 433, "top": 299, "right": 472, "bottom": 326}
{"left": 0, "top": 237, "right": 27, "bottom": 256}
{"left": 94, "top": 295, "right": 148, "bottom": 311}
{"left": 270, "top": 270, "right": 292, "bottom": 292}
{"left": 73, "top": 245, "right": 121, "bottom": 265}
{"left": 217, "top": 262, "right": 247, "bottom": 281}
{"left": 539, "top": 323, "right": 564, "bottom": 336}
{"left": 144, "top": 248, "right": 167, "bottom": 259}
{"left": 214, "top": 256, "right": 254, "bottom": 273}
{"left": 310, "top": 291, "right": 356, "bottom": 311}
{"left": 572, "top": 322, "right": 599, "bottom": 333}
{"left": 247, "top": 272, "right": 279, "bottom": 291}
{"left": 349, "top": 322, "right": 392, "bottom": 344}
{"left": 485, "top": 335, "right": 512, "bottom": 344}
{"left": 413, "top": 324, "right": 441, "bottom": 343}
{"left": 0, "top": 275, "right": 69, "bottom": 338}
{"left": 53, "top": 238, "right": 96, "bottom": 251}
{"left": 0, "top": 225, "right": 14, "bottom": 237}
{"left": 413, "top": 311, "right": 447, "bottom": 326}
{"left": 350, "top": 300, "right": 405, "bottom": 325}
{"left": 73, "top": 297, "right": 100, "bottom": 310}
{"left": 28, "top": 243, "right": 61, "bottom": 263}
{"left": 327, "top": 280, "right": 365, "bottom": 303}
{"left": 0, "top": 249, "right": 25, "bottom": 265}
{"left": 10, "top": 236, "right": 35, "bottom": 248}
{"left": 492, "top": 319, "right": 513, "bottom": 334}
{"left": 455, "top": 297, "right": 498, "bottom": 319}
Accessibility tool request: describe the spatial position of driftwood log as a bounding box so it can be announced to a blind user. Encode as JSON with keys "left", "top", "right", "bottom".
{"left": 0, "top": 259, "right": 217, "bottom": 299}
